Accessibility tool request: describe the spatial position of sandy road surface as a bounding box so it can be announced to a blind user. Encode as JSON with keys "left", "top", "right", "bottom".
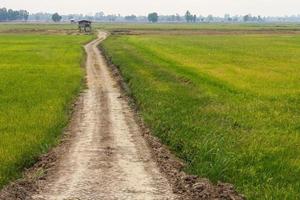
{"left": 32, "top": 32, "right": 177, "bottom": 200}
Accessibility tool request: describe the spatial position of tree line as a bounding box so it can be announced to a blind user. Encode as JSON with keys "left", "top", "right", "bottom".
{"left": 26, "top": 10, "right": 268, "bottom": 23}
{"left": 148, "top": 11, "right": 264, "bottom": 23}
{"left": 4, "top": 8, "right": 300, "bottom": 23}
{"left": 0, "top": 7, "right": 29, "bottom": 21}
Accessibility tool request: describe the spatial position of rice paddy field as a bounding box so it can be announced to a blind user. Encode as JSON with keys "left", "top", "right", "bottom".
{"left": 0, "top": 23, "right": 76, "bottom": 32}
{"left": 98, "top": 23, "right": 300, "bottom": 32}
{"left": 0, "top": 32, "right": 92, "bottom": 188}
{"left": 1, "top": 22, "right": 300, "bottom": 33}
{"left": 1, "top": 23, "right": 300, "bottom": 199}
{"left": 102, "top": 33, "right": 300, "bottom": 199}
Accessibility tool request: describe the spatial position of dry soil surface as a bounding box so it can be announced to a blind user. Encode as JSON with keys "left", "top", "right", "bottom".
{"left": 32, "top": 32, "right": 176, "bottom": 200}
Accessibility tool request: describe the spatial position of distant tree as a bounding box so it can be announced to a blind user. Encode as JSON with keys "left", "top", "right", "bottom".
{"left": 175, "top": 13, "right": 181, "bottom": 22}
{"left": 85, "top": 14, "right": 94, "bottom": 21}
{"left": 232, "top": 15, "right": 239, "bottom": 22}
{"left": 185, "top": 11, "right": 191, "bottom": 22}
{"left": 0, "top": 8, "right": 7, "bottom": 21}
{"left": 0, "top": 7, "right": 29, "bottom": 21}
{"left": 199, "top": 15, "right": 204, "bottom": 22}
{"left": 7, "top": 9, "right": 18, "bottom": 20}
{"left": 125, "top": 15, "right": 137, "bottom": 21}
{"left": 107, "top": 14, "right": 117, "bottom": 22}
{"left": 185, "top": 11, "right": 197, "bottom": 23}
{"left": 19, "top": 10, "right": 29, "bottom": 21}
{"left": 52, "top": 13, "right": 62, "bottom": 22}
{"left": 170, "top": 15, "right": 176, "bottom": 22}
{"left": 207, "top": 14, "right": 214, "bottom": 22}
{"left": 185, "top": 10, "right": 192, "bottom": 22}
{"left": 95, "top": 11, "right": 105, "bottom": 21}
{"left": 243, "top": 14, "right": 251, "bottom": 22}
{"left": 193, "top": 15, "right": 197, "bottom": 23}
{"left": 224, "top": 14, "right": 231, "bottom": 22}
{"left": 148, "top": 12, "right": 158, "bottom": 23}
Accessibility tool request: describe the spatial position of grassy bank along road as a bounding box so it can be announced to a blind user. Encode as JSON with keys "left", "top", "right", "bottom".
{"left": 101, "top": 34, "right": 300, "bottom": 199}
{"left": 0, "top": 34, "right": 92, "bottom": 188}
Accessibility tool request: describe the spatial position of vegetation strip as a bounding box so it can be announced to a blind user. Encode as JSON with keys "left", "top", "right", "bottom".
{"left": 0, "top": 33, "right": 92, "bottom": 188}
{"left": 101, "top": 33, "right": 300, "bottom": 199}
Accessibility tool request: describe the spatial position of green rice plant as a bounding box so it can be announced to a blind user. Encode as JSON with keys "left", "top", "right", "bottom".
{"left": 102, "top": 34, "right": 300, "bottom": 199}
{"left": 0, "top": 34, "right": 92, "bottom": 188}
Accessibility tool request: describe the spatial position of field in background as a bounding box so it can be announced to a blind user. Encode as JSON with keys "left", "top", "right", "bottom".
{"left": 1, "top": 22, "right": 300, "bottom": 33}
{"left": 0, "top": 23, "right": 76, "bottom": 32}
{"left": 97, "top": 22, "right": 300, "bottom": 31}
{"left": 102, "top": 33, "right": 300, "bottom": 199}
{"left": 0, "top": 33, "right": 92, "bottom": 188}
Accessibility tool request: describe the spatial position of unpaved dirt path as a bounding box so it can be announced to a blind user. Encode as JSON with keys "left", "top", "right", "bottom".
{"left": 32, "top": 32, "right": 177, "bottom": 200}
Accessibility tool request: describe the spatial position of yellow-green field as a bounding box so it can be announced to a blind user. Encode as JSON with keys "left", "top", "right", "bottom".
{"left": 1, "top": 23, "right": 300, "bottom": 199}
{"left": 0, "top": 33, "right": 92, "bottom": 188}
{"left": 0, "top": 23, "right": 76, "bottom": 32}
{"left": 102, "top": 34, "right": 300, "bottom": 199}
{"left": 1, "top": 23, "right": 300, "bottom": 33}
{"left": 105, "top": 23, "right": 300, "bottom": 31}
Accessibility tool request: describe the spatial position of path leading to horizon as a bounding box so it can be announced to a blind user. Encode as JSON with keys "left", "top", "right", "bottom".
{"left": 32, "top": 32, "right": 176, "bottom": 200}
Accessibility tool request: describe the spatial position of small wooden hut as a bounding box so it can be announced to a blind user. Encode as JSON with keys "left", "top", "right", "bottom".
{"left": 78, "top": 20, "right": 92, "bottom": 32}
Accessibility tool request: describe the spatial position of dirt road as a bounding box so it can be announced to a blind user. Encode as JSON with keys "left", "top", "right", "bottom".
{"left": 0, "top": 31, "right": 244, "bottom": 200}
{"left": 32, "top": 32, "right": 176, "bottom": 200}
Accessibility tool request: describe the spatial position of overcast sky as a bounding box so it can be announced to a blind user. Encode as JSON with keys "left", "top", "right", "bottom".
{"left": 2, "top": 0, "right": 300, "bottom": 16}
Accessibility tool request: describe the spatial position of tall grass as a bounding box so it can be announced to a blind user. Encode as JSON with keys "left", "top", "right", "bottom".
{"left": 0, "top": 34, "right": 92, "bottom": 188}
{"left": 102, "top": 34, "right": 300, "bottom": 199}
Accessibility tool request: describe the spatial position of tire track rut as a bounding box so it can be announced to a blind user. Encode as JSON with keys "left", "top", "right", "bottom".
{"left": 32, "top": 32, "right": 177, "bottom": 200}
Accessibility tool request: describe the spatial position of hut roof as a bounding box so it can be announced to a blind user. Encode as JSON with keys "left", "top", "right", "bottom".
{"left": 78, "top": 20, "right": 92, "bottom": 24}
